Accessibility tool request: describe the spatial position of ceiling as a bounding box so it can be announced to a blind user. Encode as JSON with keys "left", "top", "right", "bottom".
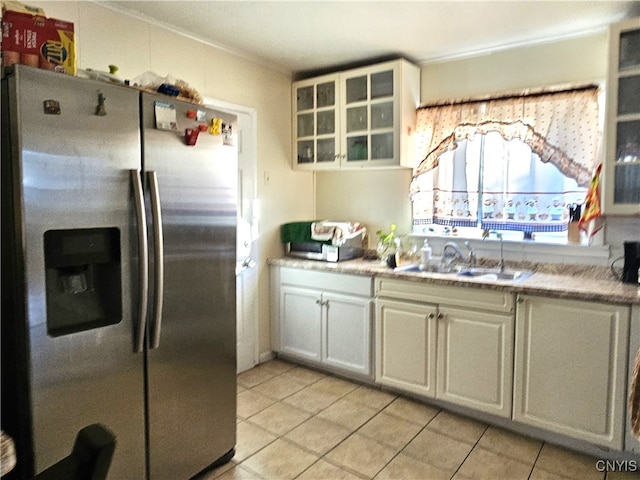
{"left": 104, "top": 1, "right": 640, "bottom": 77}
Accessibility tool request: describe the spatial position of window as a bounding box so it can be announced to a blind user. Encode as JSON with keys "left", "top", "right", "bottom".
{"left": 411, "top": 86, "right": 601, "bottom": 243}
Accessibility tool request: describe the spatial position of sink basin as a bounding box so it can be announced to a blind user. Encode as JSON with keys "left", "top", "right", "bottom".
{"left": 394, "top": 263, "right": 465, "bottom": 274}
{"left": 393, "top": 264, "right": 533, "bottom": 281}
{"left": 457, "top": 267, "right": 533, "bottom": 281}
{"left": 393, "top": 264, "right": 422, "bottom": 272}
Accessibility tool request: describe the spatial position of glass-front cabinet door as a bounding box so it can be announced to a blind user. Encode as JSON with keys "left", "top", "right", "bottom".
{"left": 292, "top": 75, "right": 340, "bottom": 169}
{"left": 291, "top": 59, "right": 420, "bottom": 170}
{"left": 341, "top": 65, "right": 397, "bottom": 167}
{"left": 605, "top": 17, "right": 640, "bottom": 215}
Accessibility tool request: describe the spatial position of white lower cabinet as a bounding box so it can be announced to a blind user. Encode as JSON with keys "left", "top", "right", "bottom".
{"left": 275, "top": 267, "right": 373, "bottom": 377}
{"left": 273, "top": 266, "right": 637, "bottom": 454}
{"left": 627, "top": 305, "right": 640, "bottom": 454}
{"left": 280, "top": 285, "right": 322, "bottom": 362}
{"left": 323, "top": 291, "right": 372, "bottom": 374}
{"left": 375, "top": 278, "right": 514, "bottom": 418}
{"left": 376, "top": 298, "right": 437, "bottom": 397}
{"left": 437, "top": 306, "right": 513, "bottom": 417}
{"left": 513, "top": 295, "right": 630, "bottom": 450}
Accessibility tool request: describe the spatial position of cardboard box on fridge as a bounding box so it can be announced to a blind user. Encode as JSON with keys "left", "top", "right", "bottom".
{"left": 1, "top": 9, "right": 76, "bottom": 74}
{"left": 1, "top": 1, "right": 45, "bottom": 16}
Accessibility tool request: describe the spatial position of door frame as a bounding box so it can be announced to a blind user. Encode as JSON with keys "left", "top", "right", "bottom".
{"left": 203, "top": 96, "right": 259, "bottom": 372}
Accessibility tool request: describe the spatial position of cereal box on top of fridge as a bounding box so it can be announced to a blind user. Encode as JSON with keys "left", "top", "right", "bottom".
{"left": 1, "top": 1, "right": 45, "bottom": 16}
{"left": 1, "top": 2, "right": 76, "bottom": 75}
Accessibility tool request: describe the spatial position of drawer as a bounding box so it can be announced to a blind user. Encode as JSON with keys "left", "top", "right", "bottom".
{"left": 375, "top": 277, "right": 514, "bottom": 313}
{"left": 280, "top": 267, "right": 373, "bottom": 297}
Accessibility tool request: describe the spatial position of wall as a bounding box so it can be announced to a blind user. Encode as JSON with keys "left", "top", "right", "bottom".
{"left": 420, "top": 32, "right": 608, "bottom": 103}
{"left": 316, "top": 31, "right": 640, "bottom": 261}
{"left": 42, "top": 2, "right": 314, "bottom": 359}
{"left": 315, "top": 169, "right": 413, "bottom": 245}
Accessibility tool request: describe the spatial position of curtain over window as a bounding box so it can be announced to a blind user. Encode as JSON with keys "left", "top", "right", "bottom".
{"left": 411, "top": 86, "right": 600, "bottom": 234}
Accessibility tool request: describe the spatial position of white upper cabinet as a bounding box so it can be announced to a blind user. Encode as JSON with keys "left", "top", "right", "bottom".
{"left": 293, "top": 73, "right": 341, "bottom": 169}
{"left": 292, "top": 59, "right": 420, "bottom": 170}
{"left": 604, "top": 17, "right": 640, "bottom": 215}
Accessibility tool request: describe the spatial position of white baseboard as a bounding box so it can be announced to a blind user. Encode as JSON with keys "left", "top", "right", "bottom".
{"left": 258, "top": 351, "right": 275, "bottom": 364}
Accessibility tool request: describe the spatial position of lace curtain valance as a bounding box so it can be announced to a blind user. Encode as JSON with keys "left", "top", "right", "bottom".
{"left": 414, "top": 87, "right": 600, "bottom": 187}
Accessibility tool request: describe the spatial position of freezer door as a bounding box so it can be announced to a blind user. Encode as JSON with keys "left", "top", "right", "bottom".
{"left": 4, "top": 67, "right": 146, "bottom": 478}
{"left": 141, "top": 93, "right": 237, "bottom": 479}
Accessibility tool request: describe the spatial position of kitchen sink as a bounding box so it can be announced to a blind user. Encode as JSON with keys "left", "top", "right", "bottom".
{"left": 393, "top": 264, "right": 425, "bottom": 272}
{"left": 457, "top": 267, "right": 533, "bottom": 281}
{"left": 394, "top": 263, "right": 465, "bottom": 274}
{"left": 393, "top": 264, "right": 533, "bottom": 281}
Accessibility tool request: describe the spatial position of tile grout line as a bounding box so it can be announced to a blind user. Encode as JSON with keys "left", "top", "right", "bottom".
{"left": 445, "top": 423, "right": 491, "bottom": 480}
{"left": 526, "top": 440, "right": 546, "bottom": 480}
{"left": 367, "top": 419, "right": 437, "bottom": 479}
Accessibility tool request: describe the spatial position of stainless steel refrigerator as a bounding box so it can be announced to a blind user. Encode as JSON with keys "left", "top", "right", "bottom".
{"left": 1, "top": 65, "right": 237, "bottom": 479}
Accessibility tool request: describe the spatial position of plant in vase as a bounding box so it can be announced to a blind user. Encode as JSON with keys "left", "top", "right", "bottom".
{"left": 375, "top": 224, "right": 397, "bottom": 265}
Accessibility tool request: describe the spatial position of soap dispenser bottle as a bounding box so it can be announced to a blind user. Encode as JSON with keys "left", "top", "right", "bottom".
{"left": 420, "top": 239, "right": 432, "bottom": 266}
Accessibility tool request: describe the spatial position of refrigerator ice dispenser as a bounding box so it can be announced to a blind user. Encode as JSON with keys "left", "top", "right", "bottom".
{"left": 43, "top": 227, "right": 122, "bottom": 337}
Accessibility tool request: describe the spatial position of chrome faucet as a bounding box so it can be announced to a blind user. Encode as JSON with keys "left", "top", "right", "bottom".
{"left": 441, "top": 241, "right": 476, "bottom": 269}
{"left": 482, "top": 230, "right": 505, "bottom": 273}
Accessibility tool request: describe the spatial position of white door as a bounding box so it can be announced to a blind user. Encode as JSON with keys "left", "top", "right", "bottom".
{"left": 235, "top": 110, "right": 259, "bottom": 373}
{"left": 205, "top": 98, "right": 259, "bottom": 373}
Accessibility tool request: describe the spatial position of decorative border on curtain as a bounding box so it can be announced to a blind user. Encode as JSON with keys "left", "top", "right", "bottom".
{"left": 413, "top": 218, "right": 568, "bottom": 233}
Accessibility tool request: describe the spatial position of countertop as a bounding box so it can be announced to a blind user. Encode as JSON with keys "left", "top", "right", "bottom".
{"left": 268, "top": 257, "right": 640, "bottom": 305}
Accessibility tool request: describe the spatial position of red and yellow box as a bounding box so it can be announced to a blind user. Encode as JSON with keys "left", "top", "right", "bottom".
{"left": 2, "top": 8, "right": 76, "bottom": 75}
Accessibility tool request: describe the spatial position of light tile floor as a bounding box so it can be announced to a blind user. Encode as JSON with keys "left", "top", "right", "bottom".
{"left": 204, "top": 359, "right": 640, "bottom": 480}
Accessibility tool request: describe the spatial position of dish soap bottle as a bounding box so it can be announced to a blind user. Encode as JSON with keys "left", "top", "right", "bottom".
{"left": 420, "top": 239, "right": 432, "bottom": 267}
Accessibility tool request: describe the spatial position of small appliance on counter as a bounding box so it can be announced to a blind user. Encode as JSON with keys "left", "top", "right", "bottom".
{"left": 611, "top": 241, "right": 640, "bottom": 284}
{"left": 281, "top": 221, "right": 366, "bottom": 262}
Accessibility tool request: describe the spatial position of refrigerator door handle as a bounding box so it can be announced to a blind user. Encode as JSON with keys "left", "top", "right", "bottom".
{"left": 147, "top": 170, "right": 164, "bottom": 350}
{"left": 130, "top": 169, "right": 149, "bottom": 353}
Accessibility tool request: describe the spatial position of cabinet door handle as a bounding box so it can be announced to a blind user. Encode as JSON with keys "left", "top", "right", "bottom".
{"left": 315, "top": 299, "right": 322, "bottom": 305}
{"left": 437, "top": 313, "right": 444, "bottom": 320}
{"left": 427, "top": 313, "right": 435, "bottom": 320}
